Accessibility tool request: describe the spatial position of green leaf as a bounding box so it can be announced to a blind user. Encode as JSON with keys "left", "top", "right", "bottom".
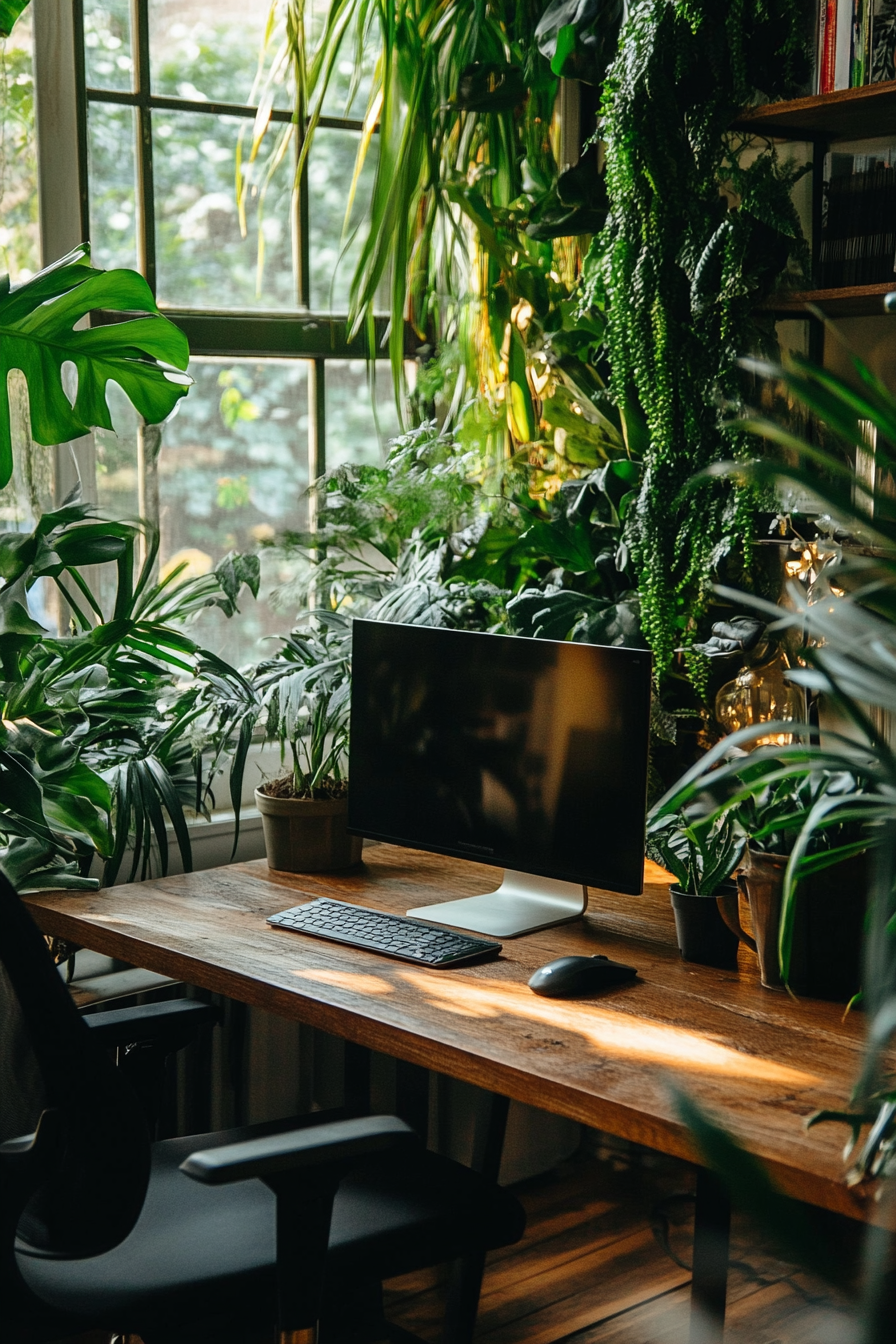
{"left": 0, "top": 0, "right": 29, "bottom": 38}
{"left": 550, "top": 23, "right": 577, "bottom": 77}
{"left": 0, "top": 244, "right": 192, "bottom": 488}
{"left": 145, "top": 754, "right": 193, "bottom": 874}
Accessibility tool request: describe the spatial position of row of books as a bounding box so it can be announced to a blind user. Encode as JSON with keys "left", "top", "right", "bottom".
{"left": 817, "top": 1, "right": 896, "bottom": 92}
{"left": 818, "top": 146, "right": 896, "bottom": 286}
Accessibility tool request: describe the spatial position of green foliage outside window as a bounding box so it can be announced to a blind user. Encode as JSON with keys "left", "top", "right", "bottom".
{"left": 0, "top": 8, "right": 36, "bottom": 284}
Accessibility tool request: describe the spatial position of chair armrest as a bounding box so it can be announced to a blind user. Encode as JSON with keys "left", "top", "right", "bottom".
{"left": 180, "top": 1114, "right": 417, "bottom": 1186}
{"left": 83, "top": 998, "right": 219, "bottom": 1051}
{"left": 183, "top": 1115, "right": 417, "bottom": 1337}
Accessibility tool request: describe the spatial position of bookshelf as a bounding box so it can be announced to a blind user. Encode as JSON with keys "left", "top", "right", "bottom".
{"left": 733, "top": 80, "right": 896, "bottom": 140}
{"left": 760, "top": 280, "right": 895, "bottom": 316}
{"left": 733, "top": 80, "right": 896, "bottom": 317}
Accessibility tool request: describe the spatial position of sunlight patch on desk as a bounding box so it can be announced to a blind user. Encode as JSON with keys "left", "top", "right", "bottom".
{"left": 71, "top": 914, "right": 131, "bottom": 924}
{"left": 293, "top": 968, "right": 395, "bottom": 995}
{"left": 397, "top": 973, "right": 820, "bottom": 1086}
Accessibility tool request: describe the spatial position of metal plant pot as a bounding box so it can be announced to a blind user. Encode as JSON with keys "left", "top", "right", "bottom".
{"left": 669, "top": 881, "right": 740, "bottom": 970}
{"left": 255, "top": 787, "right": 363, "bottom": 873}
{"left": 719, "top": 847, "right": 866, "bottom": 999}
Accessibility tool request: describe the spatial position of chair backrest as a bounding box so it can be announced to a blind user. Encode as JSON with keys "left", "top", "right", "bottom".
{"left": 0, "top": 873, "right": 150, "bottom": 1259}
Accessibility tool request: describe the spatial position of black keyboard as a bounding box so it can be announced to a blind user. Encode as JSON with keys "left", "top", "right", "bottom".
{"left": 267, "top": 898, "right": 502, "bottom": 967}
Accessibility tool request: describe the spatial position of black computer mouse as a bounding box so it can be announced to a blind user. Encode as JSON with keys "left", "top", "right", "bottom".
{"left": 528, "top": 954, "right": 638, "bottom": 999}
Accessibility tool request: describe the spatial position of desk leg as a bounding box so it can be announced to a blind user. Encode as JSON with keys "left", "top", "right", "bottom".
{"left": 344, "top": 1040, "right": 372, "bottom": 1116}
{"left": 396, "top": 1059, "right": 431, "bottom": 1139}
{"left": 443, "top": 1093, "right": 510, "bottom": 1344}
{"left": 690, "top": 1166, "right": 731, "bottom": 1344}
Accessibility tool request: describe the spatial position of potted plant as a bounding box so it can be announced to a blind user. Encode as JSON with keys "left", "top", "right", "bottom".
{"left": 0, "top": 500, "right": 259, "bottom": 895}
{"left": 653, "top": 757, "right": 868, "bottom": 998}
{"left": 253, "top": 612, "right": 362, "bottom": 873}
{"left": 647, "top": 811, "right": 744, "bottom": 969}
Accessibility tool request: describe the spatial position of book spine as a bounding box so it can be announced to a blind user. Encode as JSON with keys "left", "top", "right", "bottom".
{"left": 821, "top": 0, "right": 838, "bottom": 93}
{"left": 835, "top": 0, "right": 854, "bottom": 88}
{"left": 852, "top": 0, "right": 867, "bottom": 85}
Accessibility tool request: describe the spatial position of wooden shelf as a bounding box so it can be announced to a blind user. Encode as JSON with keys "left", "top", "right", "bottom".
{"left": 733, "top": 80, "right": 896, "bottom": 141}
{"left": 762, "top": 282, "right": 896, "bottom": 317}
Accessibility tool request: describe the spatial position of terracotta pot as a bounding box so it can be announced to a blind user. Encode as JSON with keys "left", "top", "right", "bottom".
{"left": 669, "top": 881, "right": 739, "bottom": 970}
{"left": 718, "top": 847, "right": 867, "bottom": 999}
{"left": 255, "top": 787, "right": 363, "bottom": 873}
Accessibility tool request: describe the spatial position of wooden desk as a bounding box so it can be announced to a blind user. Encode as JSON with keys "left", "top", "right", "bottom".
{"left": 24, "top": 844, "right": 879, "bottom": 1229}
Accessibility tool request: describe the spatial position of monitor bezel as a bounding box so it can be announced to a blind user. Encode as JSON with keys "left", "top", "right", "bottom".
{"left": 347, "top": 620, "right": 652, "bottom": 897}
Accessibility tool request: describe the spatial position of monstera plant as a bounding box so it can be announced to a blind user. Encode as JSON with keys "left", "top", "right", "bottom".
{"left": 0, "top": 244, "right": 191, "bottom": 489}
{"left": 0, "top": 0, "right": 27, "bottom": 37}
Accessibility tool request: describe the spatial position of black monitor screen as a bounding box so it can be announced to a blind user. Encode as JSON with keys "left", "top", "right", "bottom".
{"left": 348, "top": 621, "right": 652, "bottom": 895}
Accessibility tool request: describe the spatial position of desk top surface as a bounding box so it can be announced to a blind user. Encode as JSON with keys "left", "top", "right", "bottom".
{"left": 24, "top": 844, "right": 880, "bottom": 1224}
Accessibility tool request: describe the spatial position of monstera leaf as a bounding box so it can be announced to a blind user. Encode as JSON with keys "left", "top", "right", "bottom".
{"left": 0, "top": 0, "right": 29, "bottom": 37}
{"left": 0, "top": 243, "right": 191, "bottom": 488}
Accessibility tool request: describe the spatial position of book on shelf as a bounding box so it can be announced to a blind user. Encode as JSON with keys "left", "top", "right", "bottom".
{"left": 818, "top": 141, "right": 896, "bottom": 288}
{"left": 816, "top": 0, "right": 896, "bottom": 93}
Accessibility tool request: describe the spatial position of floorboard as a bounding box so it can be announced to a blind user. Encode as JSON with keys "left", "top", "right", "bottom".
{"left": 383, "top": 1141, "right": 858, "bottom": 1344}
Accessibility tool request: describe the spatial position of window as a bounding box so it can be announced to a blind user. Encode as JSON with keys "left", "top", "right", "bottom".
{"left": 26, "top": 0, "right": 403, "bottom": 666}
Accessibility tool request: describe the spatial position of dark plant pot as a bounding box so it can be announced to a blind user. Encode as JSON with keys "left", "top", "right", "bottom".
{"left": 723, "top": 848, "right": 867, "bottom": 1000}
{"left": 669, "top": 882, "right": 740, "bottom": 970}
{"left": 255, "top": 787, "right": 363, "bottom": 873}
{"left": 790, "top": 856, "right": 866, "bottom": 1001}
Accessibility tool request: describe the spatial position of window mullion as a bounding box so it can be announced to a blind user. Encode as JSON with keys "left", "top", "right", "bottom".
{"left": 131, "top": 0, "right": 156, "bottom": 295}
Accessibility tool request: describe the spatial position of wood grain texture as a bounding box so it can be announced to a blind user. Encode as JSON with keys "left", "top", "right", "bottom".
{"left": 759, "top": 282, "right": 895, "bottom": 319}
{"left": 24, "top": 847, "right": 884, "bottom": 1223}
{"left": 732, "top": 80, "right": 896, "bottom": 140}
{"left": 385, "top": 1148, "right": 856, "bottom": 1344}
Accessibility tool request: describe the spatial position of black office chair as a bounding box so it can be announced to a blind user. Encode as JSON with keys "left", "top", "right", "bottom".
{"left": 0, "top": 873, "right": 524, "bottom": 1344}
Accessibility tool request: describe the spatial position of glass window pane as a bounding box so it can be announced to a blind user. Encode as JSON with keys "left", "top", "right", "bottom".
{"left": 158, "top": 357, "right": 309, "bottom": 666}
{"left": 83, "top": 0, "right": 133, "bottom": 93}
{"left": 325, "top": 360, "right": 400, "bottom": 470}
{"left": 148, "top": 1, "right": 289, "bottom": 108}
{"left": 87, "top": 101, "right": 139, "bottom": 271}
{"left": 0, "top": 10, "right": 38, "bottom": 283}
{"left": 95, "top": 383, "right": 140, "bottom": 521}
{"left": 308, "top": 127, "right": 377, "bottom": 312}
{"left": 311, "top": 0, "right": 377, "bottom": 120}
{"left": 153, "top": 109, "right": 295, "bottom": 310}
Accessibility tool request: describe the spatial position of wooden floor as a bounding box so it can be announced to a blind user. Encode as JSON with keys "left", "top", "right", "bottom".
{"left": 384, "top": 1138, "right": 860, "bottom": 1344}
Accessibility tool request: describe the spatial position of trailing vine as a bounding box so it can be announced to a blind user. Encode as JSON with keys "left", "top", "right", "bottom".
{"left": 583, "top": 0, "right": 812, "bottom": 675}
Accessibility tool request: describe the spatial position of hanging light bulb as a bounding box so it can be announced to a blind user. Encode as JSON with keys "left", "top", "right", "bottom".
{"left": 715, "top": 649, "right": 805, "bottom": 747}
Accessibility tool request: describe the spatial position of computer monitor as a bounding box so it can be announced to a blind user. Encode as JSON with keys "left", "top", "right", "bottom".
{"left": 348, "top": 620, "right": 652, "bottom": 937}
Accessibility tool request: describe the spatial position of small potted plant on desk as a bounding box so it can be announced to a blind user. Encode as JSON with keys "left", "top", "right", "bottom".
{"left": 647, "top": 811, "right": 744, "bottom": 969}
{"left": 253, "top": 612, "right": 363, "bottom": 873}
{"left": 654, "top": 757, "right": 868, "bottom": 998}
{"left": 717, "top": 774, "right": 867, "bottom": 999}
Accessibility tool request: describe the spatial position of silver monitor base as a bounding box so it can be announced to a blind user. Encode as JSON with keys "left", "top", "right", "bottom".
{"left": 407, "top": 869, "right": 588, "bottom": 938}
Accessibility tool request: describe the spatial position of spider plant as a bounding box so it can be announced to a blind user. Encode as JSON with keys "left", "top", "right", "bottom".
{"left": 246, "top": 0, "right": 623, "bottom": 483}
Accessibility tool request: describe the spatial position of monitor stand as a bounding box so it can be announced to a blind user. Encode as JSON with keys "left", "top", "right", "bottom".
{"left": 407, "top": 870, "right": 588, "bottom": 938}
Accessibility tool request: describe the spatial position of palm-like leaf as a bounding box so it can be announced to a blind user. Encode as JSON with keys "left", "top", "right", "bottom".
{"left": 652, "top": 313, "right": 896, "bottom": 1190}
{"left": 0, "top": 496, "right": 260, "bottom": 890}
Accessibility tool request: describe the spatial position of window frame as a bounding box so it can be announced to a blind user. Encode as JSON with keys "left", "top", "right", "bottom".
{"left": 33, "top": 0, "right": 406, "bottom": 507}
